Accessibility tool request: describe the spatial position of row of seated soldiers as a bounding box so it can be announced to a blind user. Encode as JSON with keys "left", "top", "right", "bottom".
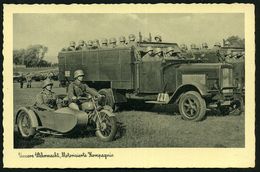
{"left": 141, "top": 46, "right": 184, "bottom": 61}
{"left": 62, "top": 34, "right": 163, "bottom": 51}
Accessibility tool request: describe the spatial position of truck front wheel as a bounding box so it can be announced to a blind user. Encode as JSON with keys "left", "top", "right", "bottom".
{"left": 178, "top": 91, "right": 206, "bottom": 121}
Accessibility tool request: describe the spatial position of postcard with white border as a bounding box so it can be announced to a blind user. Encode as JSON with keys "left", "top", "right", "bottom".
{"left": 3, "top": 4, "right": 255, "bottom": 168}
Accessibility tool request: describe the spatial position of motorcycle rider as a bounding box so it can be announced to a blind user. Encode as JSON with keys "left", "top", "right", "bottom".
{"left": 35, "top": 78, "right": 57, "bottom": 111}
{"left": 68, "top": 69, "right": 103, "bottom": 111}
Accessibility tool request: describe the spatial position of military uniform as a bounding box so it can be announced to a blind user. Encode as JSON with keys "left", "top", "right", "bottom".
{"left": 26, "top": 74, "right": 32, "bottom": 88}
{"left": 35, "top": 89, "right": 57, "bottom": 109}
{"left": 142, "top": 53, "right": 154, "bottom": 61}
{"left": 68, "top": 81, "right": 100, "bottom": 103}
{"left": 127, "top": 34, "right": 137, "bottom": 47}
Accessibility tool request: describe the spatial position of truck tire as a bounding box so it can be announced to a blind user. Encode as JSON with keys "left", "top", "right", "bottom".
{"left": 17, "top": 110, "right": 36, "bottom": 139}
{"left": 98, "top": 89, "right": 115, "bottom": 109}
{"left": 178, "top": 91, "right": 206, "bottom": 121}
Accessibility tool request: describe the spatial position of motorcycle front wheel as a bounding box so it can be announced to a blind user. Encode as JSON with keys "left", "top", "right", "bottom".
{"left": 95, "top": 110, "right": 117, "bottom": 142}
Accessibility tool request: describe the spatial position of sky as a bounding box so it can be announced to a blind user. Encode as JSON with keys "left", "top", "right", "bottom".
{"left": 13, "top": 13, "right": 244, "bottom": 63}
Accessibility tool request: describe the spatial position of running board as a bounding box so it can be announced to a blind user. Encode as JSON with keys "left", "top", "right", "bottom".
{"left": 145, "top": 101, "right": 169, "bottom": 104}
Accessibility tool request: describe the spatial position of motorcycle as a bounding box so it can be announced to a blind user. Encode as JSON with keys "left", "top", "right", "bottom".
{"left": 16, "top": 94, "right": 117, "bottom": 142}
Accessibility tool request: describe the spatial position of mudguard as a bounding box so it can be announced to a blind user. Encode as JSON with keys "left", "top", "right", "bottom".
{"left": 169, "top": 82, "right": 210, "bottom": 103}
{"left": 16, "top": 107, "right": 39, "bottom": 128}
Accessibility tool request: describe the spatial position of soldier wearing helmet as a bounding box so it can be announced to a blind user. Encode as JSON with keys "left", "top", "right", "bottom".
{"left": 118, "top": 36, "right": 127, "bottom": 47}
{"left": 202, "top": 43, "right": 208, "bottom": 49}
{"left": 87, "top": 40, "right": 94, "bottom": 49}
{"left": 109, "top": 37, "right": 117, "bottom": 48}
{"left": 76, "top": 40, "right": 85, "bottom": 50}
{"left": 67, "top": 69, "right": 102, "bottom": 110}
{"left": 153, "top": 47, "right": 164, "bottom": 60}
{"left": 180, "top": 44, "right": 188, "bottom": 52}
{"left": 67, "top": 41, "right": 76, "bottom": 51}
{"left": 127, "top": 34, "right": 137, "bottom": 47}
{"left": 164, "top": 47, "right": 180, "bottom": 60}
{"left": 142, "top": 46, "right": 154, "bottom": 61}
{"left": 154, "top": 35, "right": 162, "bottom": 43}
{"left": 35, "top": 78, "right": 57, "bottom": 111}
{"left": 101, "top": 38, "right": 108, "bottom": 48}
{"left": 92, "top": 39, "right": 100, "bottom": 49}
{"left": 213, "top": 42, "right": 221, "bottom": 50}
{"left": 224, "top": 41, "right": 231, "bottom": 47}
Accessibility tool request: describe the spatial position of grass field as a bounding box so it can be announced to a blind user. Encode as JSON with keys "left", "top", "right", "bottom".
{"left": 13, "top": 81, "right": 245, "bottom": 148}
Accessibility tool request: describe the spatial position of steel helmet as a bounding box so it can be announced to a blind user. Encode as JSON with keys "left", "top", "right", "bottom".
{"left": 70, "top": 41, "right": 76, "bottom": 46}
{"left": 78, "top": 40, "right": 85, "bottom": 45}
{"left": 191, "top": 44, "right": 196, "bottom": 49}
{"left": 119, "top": 36, "right": 126, "bottom": 42}
{"left": 74, "top": 70, "right": 84, "bottom": 78}
{"left": 93, "top": 39, "right": 99, "bottom": 43}
{"left": 166, "top": 47, "right": 174, "bottom": 53}
{"left": 202, "top": 42, "right": 208, "bottom": 48}
{"left": 42, "top": 78, "right": 53, "bottom": 88}
{"left": 109, "top": 37, "right": 117, "bottom": 44}
{"left": 154, "top": 47, "right": 162, "bottom": 54}
{"left": 101, "top": 38, "right": 108, "bottom": 44}
{"left": 87, "top": 40, "right": 93, "bottom": 46}
{"left": 146, "top": 46, "right": 153, "bottom": 53}
{"left": 214, "top": 42, "right": 221, "bottom": 47}
{"left": 129, "top": 34, "right": 136, "bottom": 41}
{"left": 225, "top": 41, "right": 231, "bottom": 46}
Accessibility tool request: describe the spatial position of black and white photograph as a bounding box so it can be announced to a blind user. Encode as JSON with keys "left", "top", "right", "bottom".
{"left": 3, "top": 4, "right": 255, "bottom": 168}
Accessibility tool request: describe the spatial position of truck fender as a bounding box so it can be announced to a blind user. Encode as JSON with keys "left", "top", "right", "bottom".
{"left": 16, "top": 107, "right": 39, "bottom": 128}
{"left": 169, "top": 82, "right": 209, "bottom": 104}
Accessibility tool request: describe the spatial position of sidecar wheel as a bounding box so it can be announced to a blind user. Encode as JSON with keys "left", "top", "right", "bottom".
{"left": 95, "top": 111, "right": 117, "bottom": 142}
{"left": 17, "top": 111, "right": 36, "bottom": 139}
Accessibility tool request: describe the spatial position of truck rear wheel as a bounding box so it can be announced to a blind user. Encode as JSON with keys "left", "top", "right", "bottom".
{"left": 98, "top": 89, "right": 115, "bottom": 109}
{"left": 178, "top": 91, "right": 206, "bottom": 121}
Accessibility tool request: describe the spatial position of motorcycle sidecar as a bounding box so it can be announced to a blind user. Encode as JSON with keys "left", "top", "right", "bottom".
{"left": 15, "top": 106, "right": 89, "bottom": 139}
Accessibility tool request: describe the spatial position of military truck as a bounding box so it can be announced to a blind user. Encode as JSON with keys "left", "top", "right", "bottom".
{"left": 58, "top": 42, "right": 242, "bottom": 121}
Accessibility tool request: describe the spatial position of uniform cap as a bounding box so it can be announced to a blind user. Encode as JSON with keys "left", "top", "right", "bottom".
{"left": 129, "top": 34, "right": 136, "bottom": 41}
{"left": 119, "top": 36, "right": 126, "bottom": 42}
{"left": 42, "top": 78, "right": 53, "bottom": 88}
{"left": 146, "top": 46, "right": 153, "bottom": 53}
{"left": 74, "top": 69, "right": 85, "bottom": 78}
{"left": 166, "top": 47, "right": 174, "bottom": 53}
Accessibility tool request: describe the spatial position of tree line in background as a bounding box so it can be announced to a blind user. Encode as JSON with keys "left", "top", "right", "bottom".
{"left": 13, "top": 44, "right": 56, "bottom": 67}
{"left": 224, "top": 35, "right": 245, "bottom": 48}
